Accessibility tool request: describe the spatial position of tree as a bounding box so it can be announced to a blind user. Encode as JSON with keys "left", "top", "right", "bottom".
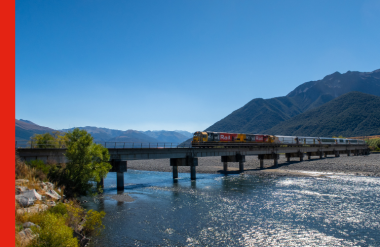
{"left": 30, "top": 131, "right": 68, "bottom": 148}
{"left": 61, "top": 128, "right": 111, "bottom": 197}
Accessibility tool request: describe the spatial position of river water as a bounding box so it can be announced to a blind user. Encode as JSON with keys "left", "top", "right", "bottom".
{"left": 84, "top": 170, "right": 380, "bottom": 246}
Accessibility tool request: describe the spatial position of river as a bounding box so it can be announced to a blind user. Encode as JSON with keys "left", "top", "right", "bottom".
{"left": 83, "top": 170, "right": 380, "bottom": 246}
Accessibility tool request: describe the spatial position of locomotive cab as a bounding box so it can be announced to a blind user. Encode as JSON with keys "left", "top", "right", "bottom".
{"left": 193, "top": 131, "right": 208, "bottom": 143}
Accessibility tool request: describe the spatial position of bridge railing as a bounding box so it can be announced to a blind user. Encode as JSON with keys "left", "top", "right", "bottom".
{"left": 15, "top": 141, "right": 192, "bottom": 149}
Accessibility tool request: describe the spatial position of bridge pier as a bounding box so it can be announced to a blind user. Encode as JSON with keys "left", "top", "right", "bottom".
{"left": 221, "top": 154, "right": 245, "bottom": 173}
{"left": 258, "top": 153, "right": 279, "bottom": 168}
{"left": 223, "top": 162, "right": 228, "bottom": 172}
{"left": 285, "top": 152, "right": 304, "bottom": 162}
{"left": 110, "top": 160, "right": 128, "bottom": 191}
{"left": 170, "top": 157, "right": 198, "bottom": 180}
{"left": 172, "top": 165, "right": 178, "bottom": 179}
{"left": 335, "top": 151, "right": 340, "bottom": 157}
{"left": 347, "top": 150, "right": 351, "bottom": 156}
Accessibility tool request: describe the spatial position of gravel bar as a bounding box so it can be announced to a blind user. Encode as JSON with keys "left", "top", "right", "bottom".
{"left": 127, "top": 153, "right": 380, "bottom": 177}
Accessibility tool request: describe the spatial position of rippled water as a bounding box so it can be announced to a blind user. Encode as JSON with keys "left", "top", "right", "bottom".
{"left": 84, "top": 170, "right": 380, "bottom": 246}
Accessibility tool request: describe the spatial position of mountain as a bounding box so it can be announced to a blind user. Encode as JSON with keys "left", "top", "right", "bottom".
{"left": 143, "top": 130, "right": 189, "bottom": 143}
{"left": 16, "top": 119, "right": 56, "bottom": 141}
{"left": 265, "top": 92, "right": 380, "bottom": 137}
{"left": 17, "top": 122, "right": 191, "bottom": 143}
{"left": 287, "top": 69, "right": 380, "bottom": 111}
{"left": 61, "top": 126, "right": 125, "bottom": 142}
{"left": 107, "top": 130, "right": 159, "bottom": 143}
{"left": 206, "top": 69, "right": 380, "bottom": 133}
{"left": 174, "top": 130, "right": 193, "bottom": 138}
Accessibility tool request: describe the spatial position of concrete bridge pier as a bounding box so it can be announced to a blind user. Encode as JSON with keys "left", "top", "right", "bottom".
{"left": 221, "top": 154, "right": 245, "bottom": 173}
{"left": 258, "top": 153, "right": 279, "bottom": 168}
{"left": 110, "top": 159, "right": 128, "bottom": 191}
{"left": 172, "top": 165, "right": 178, "bottom": 179}
{"left": 286, "top": 152, "right": 304, "bottom": 162}
{"left": 335, "top": 151, "right": 340, "bottom": 157}
{"left": 223, "top": 162, "right": 228, "bottom": 172}
{"left": 170, "top": 157, "right": 198, "bottom": 180}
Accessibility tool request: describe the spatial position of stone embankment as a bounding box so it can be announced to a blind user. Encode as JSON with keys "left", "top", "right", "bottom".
{"left": 126, "top": 153, "right": 380, "bottom": 177}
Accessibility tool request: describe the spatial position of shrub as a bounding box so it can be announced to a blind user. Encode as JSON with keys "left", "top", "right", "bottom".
{"left": 83, "top": 209, "right": 106, "bottom": 236}
{"left": 29, "top": 213, "right": 79, "bottom": 247}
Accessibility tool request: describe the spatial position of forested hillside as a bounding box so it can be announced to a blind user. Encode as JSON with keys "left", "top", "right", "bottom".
{"left": 206, "top": 69, "right": 380, "bottom": 133}
{"left": 265, "top": 92, "right": 380, "bottom": 137}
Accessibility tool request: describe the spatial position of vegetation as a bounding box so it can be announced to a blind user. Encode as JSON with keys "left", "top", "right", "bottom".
{"left": 27, "top": 128, "right": 112, "bottom": 198}
{"left": 15, "top": 158, "right": 106, "bottom": 247}
{"left": 265, "top": 92, "right": 380, "bottom": 137}
{"left": 29, "top": 131, "right": 68, "bottom": 148}
{"left": 367, "top": 138, "right": 380, "bottom": 151}
{"left": 60, "top": 128, "right": 111, "bottom": 197}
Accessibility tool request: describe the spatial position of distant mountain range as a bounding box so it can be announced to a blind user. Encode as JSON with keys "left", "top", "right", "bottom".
{"left": 206, "top": 69, "right": 380, "bottom": 136}
{"left": 16, "top": 119, "right": 55, "bottom": 141}
{"left": 15, "top": 121, "right": 192, "bottom": 144}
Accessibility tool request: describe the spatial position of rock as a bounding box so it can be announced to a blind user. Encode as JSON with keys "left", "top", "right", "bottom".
{"left": 18, "top": 189, "right": 42, "bottom": 202}
{"left": 18, "top": 228, "right": 36, "bottom": 245}
{"left": 45, "top": 182, "right": 54, "bottom": 189}
{"left": 45, "top": 189, "right": 61, "bottom": 200}
{"left": 23, "top": 222, "right": 36, "bottom": 228}
{"left": 16, "top": 195, "right": 34, "bottom": 207}
{"left": 47, "top": 201, "right": 56, "bottom": 207}
{"left": 15, "top": 186, "right": 28, "bottom": 195}
{"left": 39, "top": 182, "right": 48, "bottom": 191}
{"left": 17, "top": 204, "right": 49, "bottom": 215}
{"left": 73, "top": 231, "right": 90, "bottom": 247}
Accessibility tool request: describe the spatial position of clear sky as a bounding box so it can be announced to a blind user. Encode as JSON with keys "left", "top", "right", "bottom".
{"left": 16, "top": 0, "right": 380, "bottom": 132}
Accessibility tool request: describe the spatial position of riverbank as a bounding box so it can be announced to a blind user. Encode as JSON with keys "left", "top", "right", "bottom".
{"left": 126, "top": 153, "right": 380, "bottom": 177}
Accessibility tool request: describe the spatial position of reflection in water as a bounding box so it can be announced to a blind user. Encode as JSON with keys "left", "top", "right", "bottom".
{"left": 83, "top": 170, "right": 380, "bottom": 246}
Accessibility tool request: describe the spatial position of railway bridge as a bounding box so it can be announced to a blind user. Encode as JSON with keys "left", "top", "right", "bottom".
{"left": 16, "top": 142, "right": 370, "bottom": 190}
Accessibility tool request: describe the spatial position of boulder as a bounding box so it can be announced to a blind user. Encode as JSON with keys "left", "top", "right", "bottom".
{"left": 18, "top": 228, "right": 36, "bottom": 245}
{"left": 39, "top": 182, "right": 48, "bottom": 191}
{"left": 23, "top": 222, "right": 36, "bottom": 228}
{"left": 18, "top": 189, "right": 42, "bottom": 202}
{"left": 15, "top": 195, "right": 34, "bottom": 207}
{"left": 45, "top": 189, "right": 61, "bottom": 200}
{"left": 45, "top": 182, "right": 54, "bottom": 189}
{"left": 16, "top": 186, "right": 28, "bottom": 195}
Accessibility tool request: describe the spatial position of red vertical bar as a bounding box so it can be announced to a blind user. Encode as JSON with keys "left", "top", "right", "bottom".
{"left": 0, "top": 0, "right": 15, "bottom": 245}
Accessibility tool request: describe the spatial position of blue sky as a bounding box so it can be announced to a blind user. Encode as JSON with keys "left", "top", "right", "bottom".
{"left": 16, "top": 0, "right": 380, "bottom": 132}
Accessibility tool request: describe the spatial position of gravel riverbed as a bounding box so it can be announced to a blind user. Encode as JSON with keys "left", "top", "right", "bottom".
{"left": 127, "top": 153, "right": 380, "bottom": 177}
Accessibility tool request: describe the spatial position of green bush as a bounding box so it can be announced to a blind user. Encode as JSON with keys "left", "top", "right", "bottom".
{"left": 48, "top": 202, "right": 68, "bottom": 216}
{"left": 28, "top": 160, "right": 51, "bottom": 175}
{"left": 29, "top": 213, "right": 79, "bottom": 247}
{"left": 83, "top": 209, "right": 106, "bottom": 236}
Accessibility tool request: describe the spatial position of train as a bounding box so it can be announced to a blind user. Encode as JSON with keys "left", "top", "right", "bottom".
{"left": 192, "top": 131, "right": 366, "bottom": 147}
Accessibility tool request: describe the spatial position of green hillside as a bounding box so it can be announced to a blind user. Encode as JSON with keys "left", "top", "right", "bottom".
{"left": 205, "top": 69, "right": 380, "bottom": 133}
{"left": 265, "top": 92, "right": 380, "bottom": 137}
{"left": 205, "top": 96, "right": 302, "bottom": 133}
